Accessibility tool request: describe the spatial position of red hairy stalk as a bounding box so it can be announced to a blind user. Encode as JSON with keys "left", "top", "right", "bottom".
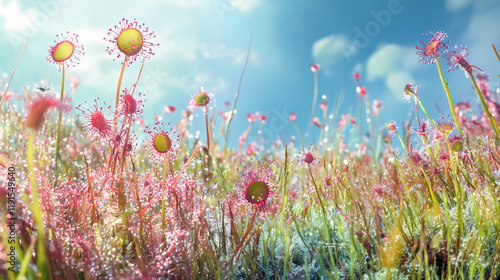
{"left": 83, "top": 155, "right": 98, "bottom": 224}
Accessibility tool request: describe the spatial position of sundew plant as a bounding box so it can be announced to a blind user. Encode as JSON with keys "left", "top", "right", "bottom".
{"left": 2, "top": 5, "right": 500, "bottom": 280}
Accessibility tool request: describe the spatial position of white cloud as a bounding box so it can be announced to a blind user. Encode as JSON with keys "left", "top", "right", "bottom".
{"left": 445, "top": 0, "right": 473, "bottom": 12}
{"left": 365, "top": 44, "right": 421, "bottom": 101}
{"left": 312, "top": 34, "right": 354, "bottom": 75}
{"left": 460, "top": 1, "right": 500, "bottom": 70}
{"left": 0, "top": 0, "right": 37, "bottom": 32}
{"left": 231, "top": 0, "right": 261, "bottom": 12}
{"left": 385, "top": 72, "right": 414, "bottom": 100}
{"left": 366, "top": 44, "right": 420, "bottom": 81}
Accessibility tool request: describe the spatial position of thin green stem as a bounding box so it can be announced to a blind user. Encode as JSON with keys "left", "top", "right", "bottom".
{"left": 222, "top": 32, "right": 252, "bottom": 162}
{"left": 395, "top": 131, "right": 407, "bottom": 156}
{"left": 54, "top": 62, "right": 65, "bottom": 181}
{"left": 162, "top": 153, "right": 168, "bottom": 233}
{"left": 434, "top": 54, "right": 463, "bottom": 137}
{"left": 205, "top": 105, "right": 210, "bottom": 153}
{"left": 115, "top": 57, "right": 128, "bottom": 109}
{"left": 0, "top": 38, "right": 28, "bottom": 116}
{"left": 230, "top": 206, "right": 258, "bottom": 265}
{"left": 27, "top": 131, "right": 50, "bottom": 279}
{"left": 470, "top": 73, "right": 500, "bottom": 137}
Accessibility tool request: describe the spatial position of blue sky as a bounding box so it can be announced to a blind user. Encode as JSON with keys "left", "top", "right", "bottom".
{"left": 1, "top": 0, "right": 500, "bottom": 149}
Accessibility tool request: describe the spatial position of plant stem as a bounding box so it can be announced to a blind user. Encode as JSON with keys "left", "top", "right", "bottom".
{"left": 470, "top": 73, "right": 500, "bottom": 137}
{"left": 492, "top": 44, "right": 500, "bottom": 65}
{"left": 54, "top": 62, "right": 65, "bottom": 182}
{"left": 162, "top": 153, "right": 168, "bottom": 234}
{"left": 0, "top": 38, "right": 28, "bottom": 116}
{"left": 115, "top": 57, "right": 128, "bottom": 109}
{"left": 27, "top": 131, "right": 50, "bottom": 279}
{"left": 205, "top": 105, "right": 210, "bottom": 153}
{"left": 434, "top": 54, "right": 464, "bottom": 137}
{"left": 308, "top": 164, "right": 328, "bottom": 222}
{"left": 230, "top": 206, "right": 258, "bottom": 265}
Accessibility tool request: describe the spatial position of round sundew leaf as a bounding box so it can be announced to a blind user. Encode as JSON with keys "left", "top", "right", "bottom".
{"left": 52, "top": 41, "right": 74, "bottom": 62}
{"left": 451, "top": 141, "right": 463, "bottom": 152}
{"left": 117, "top": 28, "right": 143, "bottom": 56}
{"left": 195, "top": 93, "right": 210, "bottom": 106}
{"left": 153, "top": 133, "right": 171, "bottom": 153}
{"left": 245, "top": 181, "right": 269, "bottom": 204}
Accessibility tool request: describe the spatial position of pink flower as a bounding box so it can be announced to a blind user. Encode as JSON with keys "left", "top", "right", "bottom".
{"left": 353, "top": 72, "right": 360, "bottom": 80}
{"left": 247, "top": 113, "right": 256, "bottom": 123}
{"left": 410, "top": 151, "right": 422, "bottom": 165}
{"left": 115, "top": 87, "right": 145, "bottom": 121}
{"left": 417, "top": 121, "right": 428, "bottom": 137}
{"left": 416, "top": 31, "right": 448, "bottom": 64}
{"left": 445, "top": 44, "right": 482, "bottom": 77}
{"left": 357, "top": 86, "right": 366, "bottom": 98}
{"left": 439, "top": 152, "right": 450, "bottom": 160}
{"left": 289, "top": 113, "right": 296, "bottom": 121}
{"left": 386, "top": 121, "right": 397, "bottom": 135}
{"left": 350, "top": 117, "right": 356, "bottom": 126}
{"left": 319, "top": 102, "right": 327, "bottom": 111}
{"left": 297, "top": 145, "right": 320, "bottom": 167}
{"left": 76, "top": 99, "right": 114, "bottom": 140}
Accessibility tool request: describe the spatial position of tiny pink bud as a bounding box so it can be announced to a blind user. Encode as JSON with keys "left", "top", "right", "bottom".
{"left": 319, "top": 102, "right": 327, "bottom": 111}
{"left": 310, "top": 63, "right": 320, "bottom": 73}
{"left": 312, "top": 117, "right": 322, "bottom": 128}
{"left": 247, "top": 113, "right": 256, "bottom": 122}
